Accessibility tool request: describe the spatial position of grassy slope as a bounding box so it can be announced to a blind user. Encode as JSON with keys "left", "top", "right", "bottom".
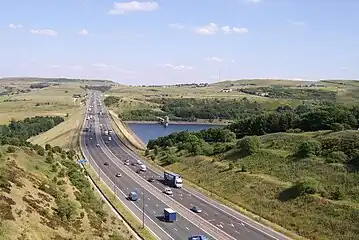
{"left": 152, "top": 130, "right": 359, "bottom": 240}
{"left": 0, "top": 146, "right": 132, "bottom": 240}
{"left": 0, "top": 83, "right": 86, "bottom": 124}
{"left": 29, "top": 106, "right": 86, "bottom": 150}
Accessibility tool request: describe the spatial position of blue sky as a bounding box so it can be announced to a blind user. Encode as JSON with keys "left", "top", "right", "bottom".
{"left": 0, "top": 0, "right": 358, "bottom": 84}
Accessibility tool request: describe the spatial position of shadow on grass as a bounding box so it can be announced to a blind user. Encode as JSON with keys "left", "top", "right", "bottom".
{"left": 223, "top": 150, "right": 250, "bottom": 162}
{"left": 278, "top": 186, "right": 301, "bottom": 202}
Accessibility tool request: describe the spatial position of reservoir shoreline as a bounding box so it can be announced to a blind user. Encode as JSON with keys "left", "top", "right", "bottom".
{"left": 124, "top": 120, "right": 228, "bottom": 126}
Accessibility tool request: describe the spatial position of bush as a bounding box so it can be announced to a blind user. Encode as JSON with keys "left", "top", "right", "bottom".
{"left": 295, "top": 140, "right": 321, "bottom": 158}
{"left": 237, "top": 136, "right": 260, "bottom": 155}
{"left": 6, "top": 146, "right": 15, "bottom": 153}
{"left": 45, "top": 143, "right": 52, "bottom": 151}
{"left": 330, "top": 123, "right": 345, "bottom": 132}
{"left": 56, "top": 197, "right": 76, "bottom": 221}
{"left": 325, "top": 151, "right": 348, "bottom": 163}
{"left": 293, "top": 177, "right": 321, "bottom": 196}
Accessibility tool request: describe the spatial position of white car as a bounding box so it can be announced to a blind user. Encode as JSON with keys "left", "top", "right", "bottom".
{"left": 124, "top": 160, "right": 130, "bottom": 165}
{"left": 96, "top": 143, "right": 100, "bottom": 147}
{"left": 164, "top": 187, "right": 173, "bottom": 196}
{"left": 137, "top": 160, "right": 142, "bottom": 165}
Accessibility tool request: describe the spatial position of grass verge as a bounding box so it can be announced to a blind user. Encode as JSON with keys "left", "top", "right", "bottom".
{"left": 83, "top": 164, "right": 157, "bottom": 240}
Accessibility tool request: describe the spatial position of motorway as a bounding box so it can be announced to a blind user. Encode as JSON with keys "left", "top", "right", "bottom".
{"left": 82, "top": 92, "right": 292, "bottom": 240}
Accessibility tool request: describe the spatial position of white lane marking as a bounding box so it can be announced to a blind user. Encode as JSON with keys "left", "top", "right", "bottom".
{"left": 235, "top": 230, "right": 240, "bottom": 234}
{"left": 148, "top": 198, "right": 151, "bottom": 200}
{"left": 185, "top": 227, "right": 189, "bottom": 231}
{"left": 174, "top": 228, "right": 177, "bottom": 231}
{"left": 153, "top": 210, "right": 156, "bottom": 214}
{"left": 240, "top": 222, "right": 245, "bottom": 227}
{"left": 229, "top": 223, "right": 235, "bottom": 227}
{"left": 96, "top": 98, "right": 236, "bottom": 240}
{"left": 156, "top": 204, "right": 159, "bottom": 207}
{"left": 107, "top": 121, "right": 286, "bottom": 240}
{"left": 220, "top": 222, "right": 224, "bottom": 225}
{"left": 208, "top": 219, "right": 215, "bottom": 222}
{"left": 217, "top": 224, "right": 224, "bottom": 229}
{"left": 204, "top": 212, "right": 208, "bottom": 216}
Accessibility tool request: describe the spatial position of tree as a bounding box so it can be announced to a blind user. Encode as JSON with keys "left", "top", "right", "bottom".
{"left": 293, "top": 177, "right": 320, "bottom": 196}
{"left": 45, "top": 143, "right": 52, "bottom": 151}
{"left": 56, "top": 198, "right": 76, "bottom": 221}
{"left": 237, "top": 136, "right": 260, "bottom": 155}
{"left": 7, "top": 146, "right": 15, "bottom": 153}
{"left": 153, "top": 145, "right": 159, "bottom": 156}
{"left": 144, "top": 149, "right": 150, "bottom": 156}
{"left": 295, "top": 140, "right": 321, "bottom": 158}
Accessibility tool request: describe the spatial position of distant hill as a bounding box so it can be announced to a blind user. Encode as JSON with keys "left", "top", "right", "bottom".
{"left": 0, "top": 77, "right": 115, "bottom": 85}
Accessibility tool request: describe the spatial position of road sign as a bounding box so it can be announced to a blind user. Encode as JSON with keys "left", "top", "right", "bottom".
{"left": 77, "top": 159, "right": 87, "bottom": 164}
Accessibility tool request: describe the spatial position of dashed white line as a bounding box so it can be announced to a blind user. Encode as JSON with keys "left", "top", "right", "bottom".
{"left": 174, "top": 228, "right": 178, "bottom": 232}
{"left": 204, "top": 212, "right": 208, "bottom": 216}
{"left": 185, "top": 227, "right": 189, "bottom": 231}
{"left": 156, "top": 204, "right": 159, "bottom": 207}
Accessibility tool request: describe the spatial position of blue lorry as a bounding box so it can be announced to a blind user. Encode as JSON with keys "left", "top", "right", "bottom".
{"left": 163, "top": 208, "right": 176, "bottom": 222}
{"left": 164, "top": 171, "right": 183, "bottom": 188}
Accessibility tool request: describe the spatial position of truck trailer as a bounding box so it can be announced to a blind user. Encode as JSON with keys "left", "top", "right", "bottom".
{"left": 163, "top": 208, "right": 176, "bottom": 222}
{"left": 164, "top": 171, "right": 183, "bottom": 188}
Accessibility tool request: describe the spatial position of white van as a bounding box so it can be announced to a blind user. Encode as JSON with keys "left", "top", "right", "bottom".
{"left": 140, "top": 164, "right": 147, "bottom": 172}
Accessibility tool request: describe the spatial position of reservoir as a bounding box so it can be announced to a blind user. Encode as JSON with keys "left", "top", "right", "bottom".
{"left": 126, "top": 123, "right": 223, "bottom": 144}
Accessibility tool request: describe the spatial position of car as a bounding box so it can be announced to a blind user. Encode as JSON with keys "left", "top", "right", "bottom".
{"left": 115, "top": 173, "right": 122, "bottom": 177}
{"left": 148, "top": 177, "right": 155, "bottom": 182}
{"left": 104, "top": 162, "right": 109, "bottom": 166}
{"left": 164, "top": 187, "right": 173, "bottom": 196}
{"left": 188, "top": 236, "right": 208, "bottom": 240}
{"left": 124, "top": 161, "right": 130, "bottom": 165}
{"left": 136, "top": 169, "right": 141, "bottom": 174}
{"left": 191, "top": 206, "right": 202, "bottom": 213}
{"left": 137, "top": 160, "right": 142, "bottom": 165}
{"left": 131, "top": 162, "right": 137, "bottom": 166}
{"left": 96, "top": 143, "right": 100, "bottom": 147}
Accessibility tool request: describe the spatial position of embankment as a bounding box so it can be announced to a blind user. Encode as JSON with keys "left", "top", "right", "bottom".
{"left": 108, "top": 110, "right": 146, "bottom": 150}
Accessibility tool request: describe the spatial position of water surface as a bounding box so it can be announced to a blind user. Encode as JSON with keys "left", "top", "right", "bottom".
{"left": 127, "top": 123, "right": 222, "bottom": 144}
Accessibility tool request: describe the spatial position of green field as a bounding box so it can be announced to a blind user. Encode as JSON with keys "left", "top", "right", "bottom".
{"left": 147, "top": 130, "right": 359, "bottom": 240}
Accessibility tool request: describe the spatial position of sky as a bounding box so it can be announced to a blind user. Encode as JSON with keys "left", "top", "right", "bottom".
{"left": 0, "top": 0, "right": 358, "bottom": 85}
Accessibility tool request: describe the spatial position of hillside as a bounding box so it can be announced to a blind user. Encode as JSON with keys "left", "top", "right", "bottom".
{"left": 146, "top": 129, "right": 359, "bottom": 240}
{"left": 0, "top": 77, "right": 115, "bottom": 85}
{"left": 0, "top": 145, "right": 132, "bottom": 240}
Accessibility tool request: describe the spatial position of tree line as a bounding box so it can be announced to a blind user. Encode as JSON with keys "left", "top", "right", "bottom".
{"left": 81, "top": 85, "right": 111, "bottom": 92}
{"left": 0, "top": 116, "right": 64, "bottom": 146}
{"left": 147, "top": 103, "right": 359, "bottom": 166}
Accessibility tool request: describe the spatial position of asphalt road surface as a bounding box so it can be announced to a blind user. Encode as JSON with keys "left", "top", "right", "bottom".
{"left": 83, "top": 92, "right": 292, "bottom": 240}
{"left": 83, "top": 95, "right": 214, "bottom": 240}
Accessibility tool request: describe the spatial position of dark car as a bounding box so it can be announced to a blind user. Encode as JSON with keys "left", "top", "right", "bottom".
{"left": 136, "top": 169, "right": 141, "bottom": 174}
{"left": 104, "top": 162, "right": 109, "bottom": 166}
{"left": 191, "top": 206, "right": 202, "bottom": 213}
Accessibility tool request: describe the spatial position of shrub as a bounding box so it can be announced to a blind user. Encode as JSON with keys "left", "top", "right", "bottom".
{"left": 237, "top": 136, "right": 260, "bottom": 155}
{"left": 293, "top": 177, "right": 321, "bottom": 196}
{"left": 295, "top": 140, "right": 321, "bottom": 158}
{"left": 45, "top": 143, "right": 52, "bottom": 151}
{"left": 325, "top": 151, "right": 348, "bottom": 163}
{"left": 6, "top": 146, "right": 15, "bottom": 153}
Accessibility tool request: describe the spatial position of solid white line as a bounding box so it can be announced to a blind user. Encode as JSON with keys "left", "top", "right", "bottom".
{"left": 103, "top": 106, "right": 285, "bottom": 240}
{"left": 82, "top": 106, "right": 173, "bottom": 240}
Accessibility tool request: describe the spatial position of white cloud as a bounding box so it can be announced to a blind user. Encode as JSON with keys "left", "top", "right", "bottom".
{"left": 194, "top": 22, "right": 219, "bottom": 35}
{"left": 169, "top": 23, "right": 184, "bottom": 29}
{"left": 78, "top": 29, "right": 89, "bottom": 35}
{"left": 206, "top": 57, "right": 224, "bottom": 62}
{"left": 288, "top": 19, "right": 306, "bottom": 26}
{"left": 8, "top": 24, "right": 23, "bottom": 29}
{"left": 49, "top": 64, "right": 61, "bottom": 68}
{"left": 30, "top": 29, "right": 57, "bottom": 36}
{"left": 221, "top": 26, "right": 248, "bottom": 34}
{"left": 108, "top": 1, "right": 159, "bottom": 15}
{"left": 161, "top": 63, "right": 194, "bottom": 70}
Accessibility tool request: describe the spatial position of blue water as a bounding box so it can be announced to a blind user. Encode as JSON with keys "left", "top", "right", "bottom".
{"left": 126, "top": 123, "right": 223, "bottom": 144}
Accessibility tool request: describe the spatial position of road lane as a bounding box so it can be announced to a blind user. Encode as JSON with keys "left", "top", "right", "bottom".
{"left": 83, "top": 96, "right": 215, "bottom": 240}
{"left": 93, "top": 92, "right": 291, "bottom": 240}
